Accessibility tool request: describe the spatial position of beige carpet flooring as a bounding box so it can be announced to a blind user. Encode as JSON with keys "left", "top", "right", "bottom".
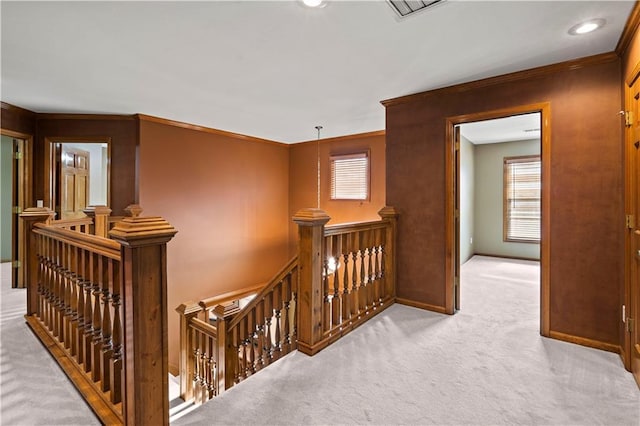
{"left": 1, "top": 256, "right": 639, "bottom": 425}
{"left": 174, "top": 255, "right": 640, "bottom": 425}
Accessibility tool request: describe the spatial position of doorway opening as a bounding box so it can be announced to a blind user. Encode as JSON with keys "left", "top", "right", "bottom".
{"left": 445, "top": 103, "right": 550, "bottom": 335}
{"left": 0, "top": 130, "right": 32, "bottom": 288}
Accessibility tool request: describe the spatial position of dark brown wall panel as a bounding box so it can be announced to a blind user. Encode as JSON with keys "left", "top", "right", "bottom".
{"left": 1, "top": 102, "right": 36, "bottom": 135}
{"left": 35, "top": 116, "right": 138, "bottom": 215}
{"left": 385, "top": 57, "right": 623, "bottom": 346}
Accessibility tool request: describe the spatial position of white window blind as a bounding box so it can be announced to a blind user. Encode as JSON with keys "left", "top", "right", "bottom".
{"left": 330, "top": 152, "right": 369, "bottom": 200}
{"left": 504, "top": 156, "right": 541, "bottom": 243}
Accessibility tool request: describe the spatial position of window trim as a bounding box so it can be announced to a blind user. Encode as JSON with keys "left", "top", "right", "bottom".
{"left": 329, "top": 150, "right": 370, "bottom": 201}
{"left": 503, "top": 154, "right": 541, "bottom": 244}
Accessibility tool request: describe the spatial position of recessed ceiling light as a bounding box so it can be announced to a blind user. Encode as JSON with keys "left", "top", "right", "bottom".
{"left": 301, "top": 0, "right": 327, "bottom": 8}
{"left": 568, "top": 18, "right": 606, "bottom": 35}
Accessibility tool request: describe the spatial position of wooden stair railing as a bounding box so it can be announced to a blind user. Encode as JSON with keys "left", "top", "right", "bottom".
{"left": 176, "top": 257, "right": 298, "bottom": 406}
{"left": 176, "top": 206, "right": 398, "bottom": 408}
{"left": 21, "top": 205, "right": 177, "bottom": 425}
{"left": 293, "top": 206, "right": 398, "bottom": 355}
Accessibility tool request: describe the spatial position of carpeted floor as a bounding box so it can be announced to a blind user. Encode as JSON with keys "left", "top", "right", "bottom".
{"left": 0, "top": 262, "right": 99, "bottom": 425}
{"left": 1, "top": 256, "right": 639, "bottom": 425}
{"left": 174, "top": 255, "right": 640, "bottom": 425}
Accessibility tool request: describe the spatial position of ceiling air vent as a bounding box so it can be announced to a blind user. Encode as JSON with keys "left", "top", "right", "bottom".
{"left": 387, "top": 0, "right": 444, "bottom": 18}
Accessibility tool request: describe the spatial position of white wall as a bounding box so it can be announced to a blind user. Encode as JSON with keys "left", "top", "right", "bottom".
{"left": 459, "top": 135, "right": 475, "bottom": 264}
{"left": 474, "top": 139, "right": 540, "bottom": 260}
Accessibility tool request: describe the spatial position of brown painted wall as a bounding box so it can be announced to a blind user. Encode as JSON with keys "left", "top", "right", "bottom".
{"left": 138, "top": 120, "right": 291, "bottom": 373}
{"left": 385, "top": 56, "right": 623, "bottom": 346}
{"left": 1, "top": 102, "right": 36, "bottom": 136}
{"left": 288, "top": 132, "right": 386, "bottom": 255}
{"left": 35, "top": 116, "right": 138, "bottom": 215}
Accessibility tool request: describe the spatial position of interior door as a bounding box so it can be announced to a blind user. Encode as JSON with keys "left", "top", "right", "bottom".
{"left": 628, "top": 76, "right": 640, "bottom": 386}
{"left": 60, "top": 146, "right": 90, "bottom": 219}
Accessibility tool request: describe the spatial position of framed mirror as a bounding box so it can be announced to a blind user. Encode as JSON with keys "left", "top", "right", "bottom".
{"left": 44, "top": 137, "right": 111, "bottom": 219}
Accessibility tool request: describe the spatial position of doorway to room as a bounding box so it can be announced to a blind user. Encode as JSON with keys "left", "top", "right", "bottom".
{"left": 445, "top": 103, "right": 550, "bottom": 335}
{"left": 456, "top": 113, "right": 541, "bottom": 332}
{"left": 0, "top": 130, "right": 31, "bottom": 288}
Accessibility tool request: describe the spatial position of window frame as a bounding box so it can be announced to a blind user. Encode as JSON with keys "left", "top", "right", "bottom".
{"left": 503, "top": 154, "right": 541, "bottom": 244}
{"left": 329, "top": 151, "right": 370, "bottom": 201}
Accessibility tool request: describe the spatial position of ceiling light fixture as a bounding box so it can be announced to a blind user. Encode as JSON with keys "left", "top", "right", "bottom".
{"left": 568, "top": 18, "right": 606, "bottom": 35}
{"left": 301, "top": 0, "right": 327, "bottom": 8}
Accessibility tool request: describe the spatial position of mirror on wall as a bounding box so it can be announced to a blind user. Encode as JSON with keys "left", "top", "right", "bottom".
{"left": 45, "top": 137, "right": 111, "bottom": 219}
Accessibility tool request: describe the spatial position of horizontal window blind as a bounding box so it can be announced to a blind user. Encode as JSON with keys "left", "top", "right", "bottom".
{"left": 330, "top": 152, "right": 369, "bottom": 200}
{"left": 504, "top": 156, "right": 541, "bottom": 243}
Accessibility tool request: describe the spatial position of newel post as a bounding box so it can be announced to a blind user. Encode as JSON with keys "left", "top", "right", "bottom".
{"left": 19, "top": 207, "right": 55, "bottom": 311}
{"left": 109, "top": 205, "right": 177, "bottom": 426}
{"left": 175, "top": 302, "right": 200, "bottom": 402}
{"left": 378, "top": 206, "right": 399, "bottom": 299}
{"left": 293, "top": 208, "right": 330, "bottom": 356}
{"left": 212, "top": 303, "right": 240, "bottom": 395}
{"left": 83, "top": 205, "right": 112, "bottom": 238}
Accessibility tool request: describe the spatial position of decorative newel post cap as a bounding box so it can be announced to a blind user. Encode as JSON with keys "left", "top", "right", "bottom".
{"left": 83, "top": 205, "right": 112, "bottom": 216}
{"left": 124, "top": 204, "right": 144, "bottom": 218}
{"left": 109, "top": 206, "right": 177, "bottom": 247}
{"left": 292, "top": 208, "right": 331, "bottom": 226}
{"left": 20, "top": 207, "right": 56, "bottom": 220}
{"left": 378, "top": 206, "right": 399, "bottom": 219}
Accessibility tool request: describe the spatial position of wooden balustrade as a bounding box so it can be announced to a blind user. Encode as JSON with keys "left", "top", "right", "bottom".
{"left": 176, "top": 257, "right": 298, "bottom": 406}
{"left": 176, "top": 206, "right": 397, "bottom": 408}
{"left": 21, "top": 205, "right": 176, "bottom": 426}
{"left": 322, "top": 220, "right": 389, "bottom": 341}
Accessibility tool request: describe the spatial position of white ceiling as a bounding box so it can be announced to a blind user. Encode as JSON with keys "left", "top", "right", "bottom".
{"left": 0, "top": 1, "right": 634, "bottom": 143}
{"left": 460, "top": 113, "right": 541, "bottom": 145}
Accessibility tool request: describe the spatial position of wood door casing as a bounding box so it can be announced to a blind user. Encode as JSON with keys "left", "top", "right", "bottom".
{"left": 60, "top": 146, "right": 89, "bottom": 219}
{"left": 627, "top": 72, "right": 640, "bottom": 385}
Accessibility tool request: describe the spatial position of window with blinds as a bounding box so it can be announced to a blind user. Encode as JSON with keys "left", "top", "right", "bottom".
{"left": 503, "top": 155, "right": 541, "bottom": 243}
{"left": 330, "top": 152, "right": 369, "bottom": 200}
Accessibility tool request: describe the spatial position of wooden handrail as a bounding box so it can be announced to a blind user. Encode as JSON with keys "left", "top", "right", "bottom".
{"left": 199, "top": 283, "right": 265, "bottom": 311}
{"left": 190, "top": 317, "right": 217, "bottom": 338}
{"left": 49, "top": 217, "right": 94, "bottom": 228}
{"left": 34, "top": 222, "right": 120, "bottom": 259}
{"left": 324, "top": 219, "right": 388, "bottom": 236}
{"left": 228, "top": 256, "right": 298, "bottom": 328}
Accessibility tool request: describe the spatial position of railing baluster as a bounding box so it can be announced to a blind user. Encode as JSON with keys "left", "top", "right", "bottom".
{"left": 332, "top": 235, "right": 342, "bottom": 331}
{"left": 110, "top": 258, "right": 122, "bottom": 404}
{"left": 91, "top": 253, "right": 103, "bottom": 382}
{"left": 100, "top": 257, "right": 113, "bottom": 392}
{"left": 263, "top": 293, "right": 273, "bottom": 363}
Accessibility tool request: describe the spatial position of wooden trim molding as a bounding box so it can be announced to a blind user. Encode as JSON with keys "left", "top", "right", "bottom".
{"left": 396, "top": 298, "right": 448, "bottom": 314}
{"left": 473, "top": 253, "right": 540, "bottom": 262}
{"left": 381, "top": 52, "right": 618, "bottom": 108}
{"left": 294, "top": 130, "right": 386, "bottom": 146}
{"left": 616, "top": 1, "right": 640, "bottom": 57}
{"left": 137, "top": 113, "right": 288, "bottom": 147}
{"left": 37, "top": 113, "right": 136, "bottom": 121}
{"left": 444, "top": 102, "right": 551, "bottom": 335}
{"left": 548, "top": 330, "right": 620, "bottom": 354}
{"left": 1, "top": 101, "right": 36, "bottom": 116}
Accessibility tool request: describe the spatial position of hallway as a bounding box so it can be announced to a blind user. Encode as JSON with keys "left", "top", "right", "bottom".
{"left": 1, "top": 258, "right": 638, "bottom": 425}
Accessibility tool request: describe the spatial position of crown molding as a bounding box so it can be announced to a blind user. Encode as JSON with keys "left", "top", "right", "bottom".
{"left": 137, "top": 114, "right": 288, "bottom": 147}
{"left": 381, "top": 52, "right": 619, "bottom": 108}
{"left": 293, "top": 129, "right": 385, "bottom": 147}
{"left": 616, "top": 1, "right": 640, "bottom": 56}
